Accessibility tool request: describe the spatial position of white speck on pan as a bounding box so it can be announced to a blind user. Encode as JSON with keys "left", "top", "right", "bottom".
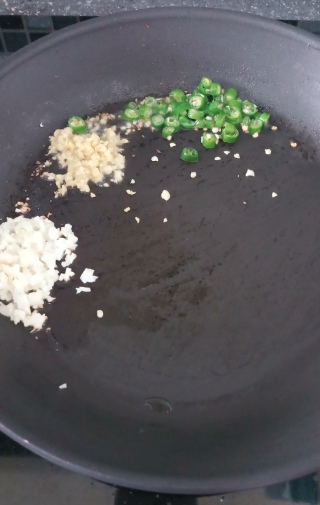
{"left": 97, "top": 310, "right": 104, "bottom": 318}
{"left": 59, "top": 383, "right": 67, "bottom": 389}
{"left": 169, "top": 143, "right": 176, "bottom": 148}
{"left": 90, "top": 192, "right": 96, "bottom": 198}
{"left": 224, "top": 151, "right": 230, "bottom": 155}
{"left": 290, "top": 141, "right": 298, "bottom": 148}
{"left": 265, "top": 149, "right": 272, "bottom": 155}
{"left": 124, "top": 207, "right": 131, "bottom": 212}
{"left": 272, "top": 192, "right": 278, "bottom": 198}
{"left": 130, "top": 179, "right": 136, "bottom": 184}
{"left": 40, "top": 122, "right": 44, "bottom": 128}
{"left": 271, "top": 125, "right": 278, "bottom": 131}
{"left": 75, "top": 287, "right": 91, "bottom": 294}
{"left": 234, "top": 153, "right": 240, "bottom": 159}
{"left": 151, "top": 156, "right": 159, "bottom": 162}
{"left": 135, "top": 217, "right": 140, "bottom": 223}
{"left": 80, "top": 268, "right": 98, "bottom": 284}
{"left": 252, "top": 132, "right": 259, "bottom": 138}
{"left": 245, "top": 169, "right": 255, "bottom": 177}
{"left": 161, "top": 190, "right": 171, "bottom": 201}
{"left": 214, "top": 157, "right": 221, "bottom": 161}
{"left": 190, "top": 172, "right": 197, "bottom": 178}
{"left": 126, "top": 189, "right": 136, "bottom": 195}
{"left": 163, "top": 218, "right": 168, "bottom": 223}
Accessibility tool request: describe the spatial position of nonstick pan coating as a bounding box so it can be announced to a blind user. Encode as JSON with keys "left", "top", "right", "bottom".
{"left": 1, "top": 8, "right": 320, "bottom": 495}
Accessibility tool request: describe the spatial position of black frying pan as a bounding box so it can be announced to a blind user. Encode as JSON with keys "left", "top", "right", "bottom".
{"left": 0, "top": 8, "right": 320, "bottom": 495}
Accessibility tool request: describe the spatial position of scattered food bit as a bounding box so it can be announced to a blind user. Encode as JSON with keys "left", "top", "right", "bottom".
{"left": 245, "top": 169, "right": 255, "bottom": 177}
{"left": 271, "top": 125, "right": 278, "bottom": 131}
{"left": 15, "top": 201, "right": 31, "bottom": 215}
{"left": 214, "top": 157, "right": 221, "bottom": 161}
{"left": 90, "top": 192, "right": 96, "bottom": 198}
{"left": 212, "top": 127, "right": 219, "bottom": 134}
{"left": 80, "top": 268, "right": 98, "bottom": 284}
{"left": 190, "top": 172, "right": 197, "bottom": 178}
{"left": 156, "top": 149, "right": 162, "bottom": 154}
{"left": 163, "top": 218, "right": 168, "bottom": 223}
{"left": 43, "top": 117, "right": 126, "bottom": 196}
{"left": 124, "top": 207, "right": 131, "bottom": 212}
{"left": 0, "top": 216, "right": 78, "bottom": 331}
{"left": 126, "top": 189, "right": 136, "bottom": 195}
{"left": 234, "top": 153, "right": 240, "bottom": 159}
{"left": 135, "top": 217, "right": 140, "bottom": 223}
{"left": 272, "top": 192, "right": 278, "bottom": 198}
{"left": 59, "top": 267, "right": 75, "bottom": 282}
{"left": 252, "top": 132, "right": 259, "bottom": 138}
{"left": 169, "top": 142, "right": 176, "bottom": 148}
{"left": 40, "top": 122, "right": 44, "bottom": 128}
{"left": 59, "top": 383, "right": 67, "bottom": 390}
{"left": 75, "top": 287, "right": 91, "bottom": 294}
{"left": 151, "top": 156, "right": 159, "bottom": 162}
{"left": 243, "top": 201, "right": 247, "bottom": 205}
{"left": 265, "top": 149, "right": 272, "bottom": 155}
{"left": 103, "top": 183, "right": 109, "bottom": 187}
{"left": 242, "top": 125, "right": 249, "bottom": 132}
{"left": 97, "top": 310, "right": 104, "bottom": 318}
{"left": 130, "top": 179, "right": 136, "bottom": 184}
{"left": 290, "top": 141, "right": 298, "bottom": 148}
{"left": 223, "top": 151, "right": 230, "bottom": 155}
{"left": 161, "top": 190, "right": 171, "bottom": 201}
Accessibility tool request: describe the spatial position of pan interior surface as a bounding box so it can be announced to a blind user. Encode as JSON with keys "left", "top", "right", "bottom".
{"left": 1, "top": 8, "right": 320, "bottom": 494}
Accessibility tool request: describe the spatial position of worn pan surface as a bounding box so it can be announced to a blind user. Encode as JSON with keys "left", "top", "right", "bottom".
{"left": 0, "top": 8, "right": 320, "bottom": 495}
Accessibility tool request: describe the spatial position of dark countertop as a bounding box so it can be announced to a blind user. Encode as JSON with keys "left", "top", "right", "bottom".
{"left": 0, "top": 0, "right": 319, "bottom": 19}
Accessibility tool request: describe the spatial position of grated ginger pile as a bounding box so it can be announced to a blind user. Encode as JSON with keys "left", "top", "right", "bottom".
{"left": 43, "top": 118, "right": 128, "bottom": 196}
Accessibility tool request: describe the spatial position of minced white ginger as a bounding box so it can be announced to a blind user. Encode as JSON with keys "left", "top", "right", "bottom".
{"left": 43, "top": 121, "right": 127, "bottom": 196}
{"left": 0, "top": 216, "right": 78, "bottom": 331}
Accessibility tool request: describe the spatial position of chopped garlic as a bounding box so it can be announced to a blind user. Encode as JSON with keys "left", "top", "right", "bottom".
{"left": 252, "top": 132, "right": 259, "bottom": 138}
{"left": 97, "top": 310, "right": 104, "bottom": 318}
{"left": 151, "top": 156, "right": 159, "bottom": 162}
{"left": 245, "top": 169, "right": 255, "bottom": 177}
{"left": 212, "top": 127, "right": 219, "bottom": 133}
{"left": 130, "top": 179, "right": 136, "bottom": 184}
{"left": 59, "top": 383, "right": 67, "bottom": 389}
{"left": 80, "top": 268, "right": 98, "bottom": 284}
{"left": 135, "top": 217, "right": 140, "bottom": 223}
{"left": 90, "top": 192, "right": 96, "bottom": 198}
{"left": 40, "top": 122, "right": 44, "bottom": 128}
{"left": 126, "top": 189, "right": 136, "bottom": 195}
{"left": 190, "top": 172, "right": 197, "bottom": 178}
{"left": 124, "top": 207, "right": 131, "bottom": 212}
{"left": 265, "top": 149, "right": 272, "bottom": 155}
{"left": 161, "top": 190, "right": 170, "bottom": 201}
{"left": 163, "top": 218, "right": 168, "bottom": 223}
{"left": 75, "top": 287, "right": 91, "bottom": 294}
{"left": 271, "top": 125, "right": 278, "bottom": 131}
{"left": 272, "top": 192, "right": 278, "bottom": 198}
{"left": 214, "top": 157, "right": 221, "bottom": 161}
{"left": 234, "top": 153, "right": 240, "bottom": 159}
{"left": 224, "top": 151, "right": 230, "bottom": 155}
{"left": 169, "top": 143, "right": 176, "bottom": 148}
{"left": 290, "top": 141, "right": 297, "bottom": 148}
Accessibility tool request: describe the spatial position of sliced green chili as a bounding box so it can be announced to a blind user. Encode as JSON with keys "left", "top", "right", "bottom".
{"left": 205, "top": 117, "right": 215, "bottom": 129}
{"left": 169, "top": 88, "right": 186, "bottom": 103}
{"left": 179, "top": 116, "right": 195, "bottom": 130}
{"left": 224, "top": 88, "right": 238, "bottom": 102}
{"left": 122, "top": 108, "right": 139, "bottom": 122}
{"left": 138, "top": 105, "right": 153, "bottom": 120}
{"left": 126, "top": 102, "right": 138, "bottom": 110}
{"left": 180, "top": 147, "right": 199, "bottom": 162}
{"left": 226, "top": 107, "right": 242, "bottom": 125}
{"left": 162, "top": 126, "right": 176, "bottom": 138}
{"left": 256, "top": 112, "right": 270, "bottom": 125}
{"left": 173, "top": 102, "right": 189, "bottom": 117}
{"left": 68, "top": 116, "right": 88, "bottom": 134}
{"left": 242, "top": 100, "right": 258, "bottom": 117}
{"left": 144, "top": 97, "right": 157, "bottom": 109}
{"left": 209, "top": 82, "right": 222, "bottom": 97}
{"left": 188, "top": 94, "right": 208, "bottom": 110}
{"left": 214, "top": 112, "right": 226, "bottom": 129}
{"left": 207, "top": 101, "right": 224, "bottom": 115}
{"left": 151, "top": 114, "right": 165, "bottom": 130}
{"left": 164, "top": 116, "right": 180, "bottom": 131}
{"left": 188, "top": 108, "right": 205, "bottom": 120}
{"left": 248, "top": 118, "right": 263, "bottom": 135}
{"left": 221, "top": 123, "right": 239, "bottom": 144}
{"left": 201, "top": 132, "right": 217, "bottom": 149}
{"left": 195, "top": 119, "right": 206, "bottom": 129}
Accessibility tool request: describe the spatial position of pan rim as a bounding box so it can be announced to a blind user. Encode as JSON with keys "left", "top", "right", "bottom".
{"left": 1, "top": 7, "right": 320, "bottom": 494}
